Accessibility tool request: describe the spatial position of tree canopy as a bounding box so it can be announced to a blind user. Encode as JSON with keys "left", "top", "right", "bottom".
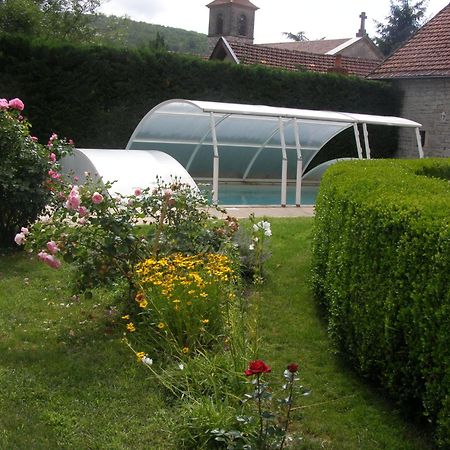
{"left": 374, "top": 0, "right": 428, "bottom": 56}
{"left": 0, "top": 0, "right": 103, "bottom": 43}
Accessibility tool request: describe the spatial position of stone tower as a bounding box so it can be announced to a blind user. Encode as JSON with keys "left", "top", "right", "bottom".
{"left": 207, "top": 0, "right": 259, "bottom": 53}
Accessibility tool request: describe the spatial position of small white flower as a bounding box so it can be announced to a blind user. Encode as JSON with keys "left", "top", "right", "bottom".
{"left": 249, "top": 243, "right": 254, "bottom": 251}
{"left": 142, "top": 356, "right": 153, "bottom": 366}
{"left": 178, "top": 363, "right": 184, "bottom": 370}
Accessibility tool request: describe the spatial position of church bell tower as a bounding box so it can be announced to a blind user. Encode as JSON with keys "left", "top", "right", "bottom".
{"left": 207, "top": 0, "right": 259, "bottom": 53}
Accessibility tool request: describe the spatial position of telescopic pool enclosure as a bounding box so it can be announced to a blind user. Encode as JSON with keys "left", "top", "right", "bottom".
{"left": 65, "top": 99, "right": 423, "bottom": 206}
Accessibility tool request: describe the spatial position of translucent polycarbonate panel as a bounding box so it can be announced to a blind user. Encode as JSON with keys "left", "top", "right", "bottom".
{"left": 127, "top": 141, "right": 194, "bottom": 167}
{"left": 213, "top": 145, "right": 259, "bottom": 179}
{"left": 214, "top": 115, "right": 280, "bottom": 146}
{"left": 131, "top": 113, "right": 211, "bottom": 143}
{"left": 267, "top": 121, "right": 350, "bottom": 149}
{"left": 61, "top": 149, "right": 197, "bottom": 197}
{"left": 185, "top": 145, "right": 214, "bottom": 178}
{"left": 303, "top": 158, "right": 356, "bottom": 183}
{"left": 245, "top": 147, "right": 284, "bottom": 180}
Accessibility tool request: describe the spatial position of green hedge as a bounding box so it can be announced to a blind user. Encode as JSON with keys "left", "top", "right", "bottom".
{"left": 311, "top": 158, "right": 450, "bottom": 447}
{"left": 0, "top": 35, "right": 400, "bottom": 162}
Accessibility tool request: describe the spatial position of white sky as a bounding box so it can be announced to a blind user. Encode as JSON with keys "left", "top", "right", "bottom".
{"left": 98, "top": 0, "right": 450, "bottom": 43}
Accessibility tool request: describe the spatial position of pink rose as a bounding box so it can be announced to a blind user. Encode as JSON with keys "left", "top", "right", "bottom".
{"left": 0, "top": 98, "right": 9, "bottom": 109}
{"left": 78, "top": 206, "right": 88, "bottom": 217}
{"left": 37, "top": 251, "right": 48, "bottom": 262}
{"left": 49, "top": 153, "right": 56, "bottom": 162}
{"left": 92, "top": 192, "right": 104, "bottom": 204}
{"left": 20, "top": 227, "right": 29, "bottom": 235}
{"left": 134, "top": 187, "right": 142, "bottom": 197}
{"left": 47, "top": 241, "right": 59, "bottom": 255}
{"left": 66, "top": 186, "right": 81, "bottom": 210}
{"left": 47, "top": 255, "right": 61, "bottom": 269}
{"left": 37, "top": 251, "right": 61, "bottom": 269}
{"left": 49, "top": 133, "right": 58, "bottom": 142}
{"left": 31, "top": 136, "right": 38, "bottom": 142}
{"left": 48, "top": 169, "right": 61, "bottom": 180}
{"left": 8, "top": 98, "right": 24, "bottom": 111}
{"left": 14, "top": 233, "right": 26, "bottom": 245}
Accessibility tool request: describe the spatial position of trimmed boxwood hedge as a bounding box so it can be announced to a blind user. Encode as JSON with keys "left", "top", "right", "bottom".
{"left": 0, "top": 35, "right": 400, "bottom": 163}
{"left": 311, "top": 158, "right": 450, "bottom": 447}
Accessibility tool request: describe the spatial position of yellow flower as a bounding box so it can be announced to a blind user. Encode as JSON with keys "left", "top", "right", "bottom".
{"left": 127, "top": 322, "right": 136, "bottom": 332}
{"left": 199, "top": 292, "right": 208, "bottom": 298}
{"left": 182, "top": 347, "right": 189, "bottom": 354}
{"left": 201, "top": 319, "right": 209, "bottom": 324}
{"left": 157, "top": 322, "right": 165, "bottom": 329}
{"left": 121, "top": 314, "right": 130, "bottom": 320}
{"left": 138, "top": 299, "right": 148, "bottom": 309}
{"left": 135, "top": 292, "right": 145, "bottom": 302}
{"left": 136, "top": 351, "right": 145, "bottom": 362}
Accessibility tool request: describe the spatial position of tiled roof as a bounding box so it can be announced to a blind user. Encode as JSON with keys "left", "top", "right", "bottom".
{"left": 260, "top": 39, "right": 350, "bottom": 54}
{"left": 369, "top": 3, "right": 450, "bottom": 79}
{"left": 227, "top": 41, "right": 380, "bottom": 77}
{"left": 207, "top": 0, "right": 258, "bottom": 9}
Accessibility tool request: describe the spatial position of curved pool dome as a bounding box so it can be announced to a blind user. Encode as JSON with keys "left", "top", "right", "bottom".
{"left": 61, "top": 149, "right": 197, "bottom": 197}
{"left": 126, "top": 99, "right": 423, "bottom": 206}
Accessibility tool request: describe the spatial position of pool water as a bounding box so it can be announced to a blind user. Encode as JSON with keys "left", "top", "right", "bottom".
{"left": 200, "top": 183, "right": 318, "bottom": 206}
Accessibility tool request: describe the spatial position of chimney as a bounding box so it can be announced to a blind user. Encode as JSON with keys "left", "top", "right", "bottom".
{"left": 327, "top": 54, "right": 348, "bottom": 75}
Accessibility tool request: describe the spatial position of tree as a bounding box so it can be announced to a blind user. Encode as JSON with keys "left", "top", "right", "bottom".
{"left": 0, "top": 0, "right": 104, "bottom": 43}
{"left": 282, "top": 31, "right": 308, "bottom": 42}
{"left": 375, "top": 0, "right": 428, "bottom": 56}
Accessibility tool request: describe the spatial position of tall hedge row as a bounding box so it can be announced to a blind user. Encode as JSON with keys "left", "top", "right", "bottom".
{"left": 311, "top": 158, "right": 450, "bottom": 447}
{"left": 0, "top": 35, "right": 400, "bottom": 161}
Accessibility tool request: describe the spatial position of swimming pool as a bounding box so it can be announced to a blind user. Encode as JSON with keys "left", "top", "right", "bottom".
{"left": 199, "top": 183, "right": 319, "bottom": 206}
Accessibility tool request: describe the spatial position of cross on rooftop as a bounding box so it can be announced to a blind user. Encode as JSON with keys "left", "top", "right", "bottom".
{"left": 356, "top": 11, "right": 368, "bottom": 37}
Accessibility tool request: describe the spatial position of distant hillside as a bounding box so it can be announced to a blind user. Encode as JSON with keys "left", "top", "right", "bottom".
{"left": 91, "top": 14, "right": 208, "bottom": 56}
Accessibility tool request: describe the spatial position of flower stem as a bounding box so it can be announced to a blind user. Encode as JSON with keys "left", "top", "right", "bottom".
{"left": 279, "top": 377, "right": 295, "bottom": 450}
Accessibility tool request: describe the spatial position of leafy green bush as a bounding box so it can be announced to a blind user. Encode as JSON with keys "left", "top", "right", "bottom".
{"left": 311, "top": 158, "right": 450, "bottom": 447}
{"left": 0, "top": 34, "right": 400, "bottom": 163}
{"left": 20, "top": 175, "right": 235, "bottom": 294}
{"left": 0, "top": 97, "right": 71, "bottom": 247}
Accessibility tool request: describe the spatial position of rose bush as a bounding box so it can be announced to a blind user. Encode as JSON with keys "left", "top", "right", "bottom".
{"left": 0, "top": 97, "right": 72, "bottom": 247}
{"left": 18, "top": 171, "right": 239, "bottom": 297}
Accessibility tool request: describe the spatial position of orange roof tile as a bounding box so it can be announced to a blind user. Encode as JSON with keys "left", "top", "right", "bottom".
{"left": 369, "top": 3, "right": 450, "bottom": 79}
{"left": 228, "top": 41, "right": 379, "bottom": 77}
{"left": 260, "top": 39, "right": 350, "bottom": 54}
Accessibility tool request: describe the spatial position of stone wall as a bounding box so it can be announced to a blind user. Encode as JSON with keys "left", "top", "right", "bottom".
{"left": 396, "top": 78, "right": 450, "bottom": 158}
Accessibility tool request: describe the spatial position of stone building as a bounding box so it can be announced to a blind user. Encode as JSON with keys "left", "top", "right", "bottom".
{"left": 368, "top": 3, "right": 450, "bottom": 158}
{"left": 207, "top": 0, "right": 259, "bottom": 54}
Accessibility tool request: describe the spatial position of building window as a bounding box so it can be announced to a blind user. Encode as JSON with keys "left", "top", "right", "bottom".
{"left": 216, "top": 14, "right": 223, "bottom": 35}
{"left": 238, "top": 14, "right": 247, "bottom": 36}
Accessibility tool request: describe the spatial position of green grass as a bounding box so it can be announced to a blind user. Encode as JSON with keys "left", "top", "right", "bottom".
{"left": 0, "top": 219, "right": 433, "bottom": 449}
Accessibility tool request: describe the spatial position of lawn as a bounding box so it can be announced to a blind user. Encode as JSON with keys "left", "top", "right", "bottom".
{"left": 0, "top": 218, "right": 433, "bottom": 449}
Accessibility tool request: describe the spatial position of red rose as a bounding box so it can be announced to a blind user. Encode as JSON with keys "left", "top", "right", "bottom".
{"left": 287, "top": 363, "right": 299, "bottom": 373}
{"left": 245, "top": 360, "right": 271, "bottom": 376}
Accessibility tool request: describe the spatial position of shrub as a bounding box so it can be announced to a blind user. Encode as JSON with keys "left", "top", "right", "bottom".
{"left": 311, "top": 158, "right": 450, "bottom": 447}
{"left": 0, "top": 97, "right": 64, "bottom": 247}
{"left": 19, "top": 175, "right": 236, "bottom": 295}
